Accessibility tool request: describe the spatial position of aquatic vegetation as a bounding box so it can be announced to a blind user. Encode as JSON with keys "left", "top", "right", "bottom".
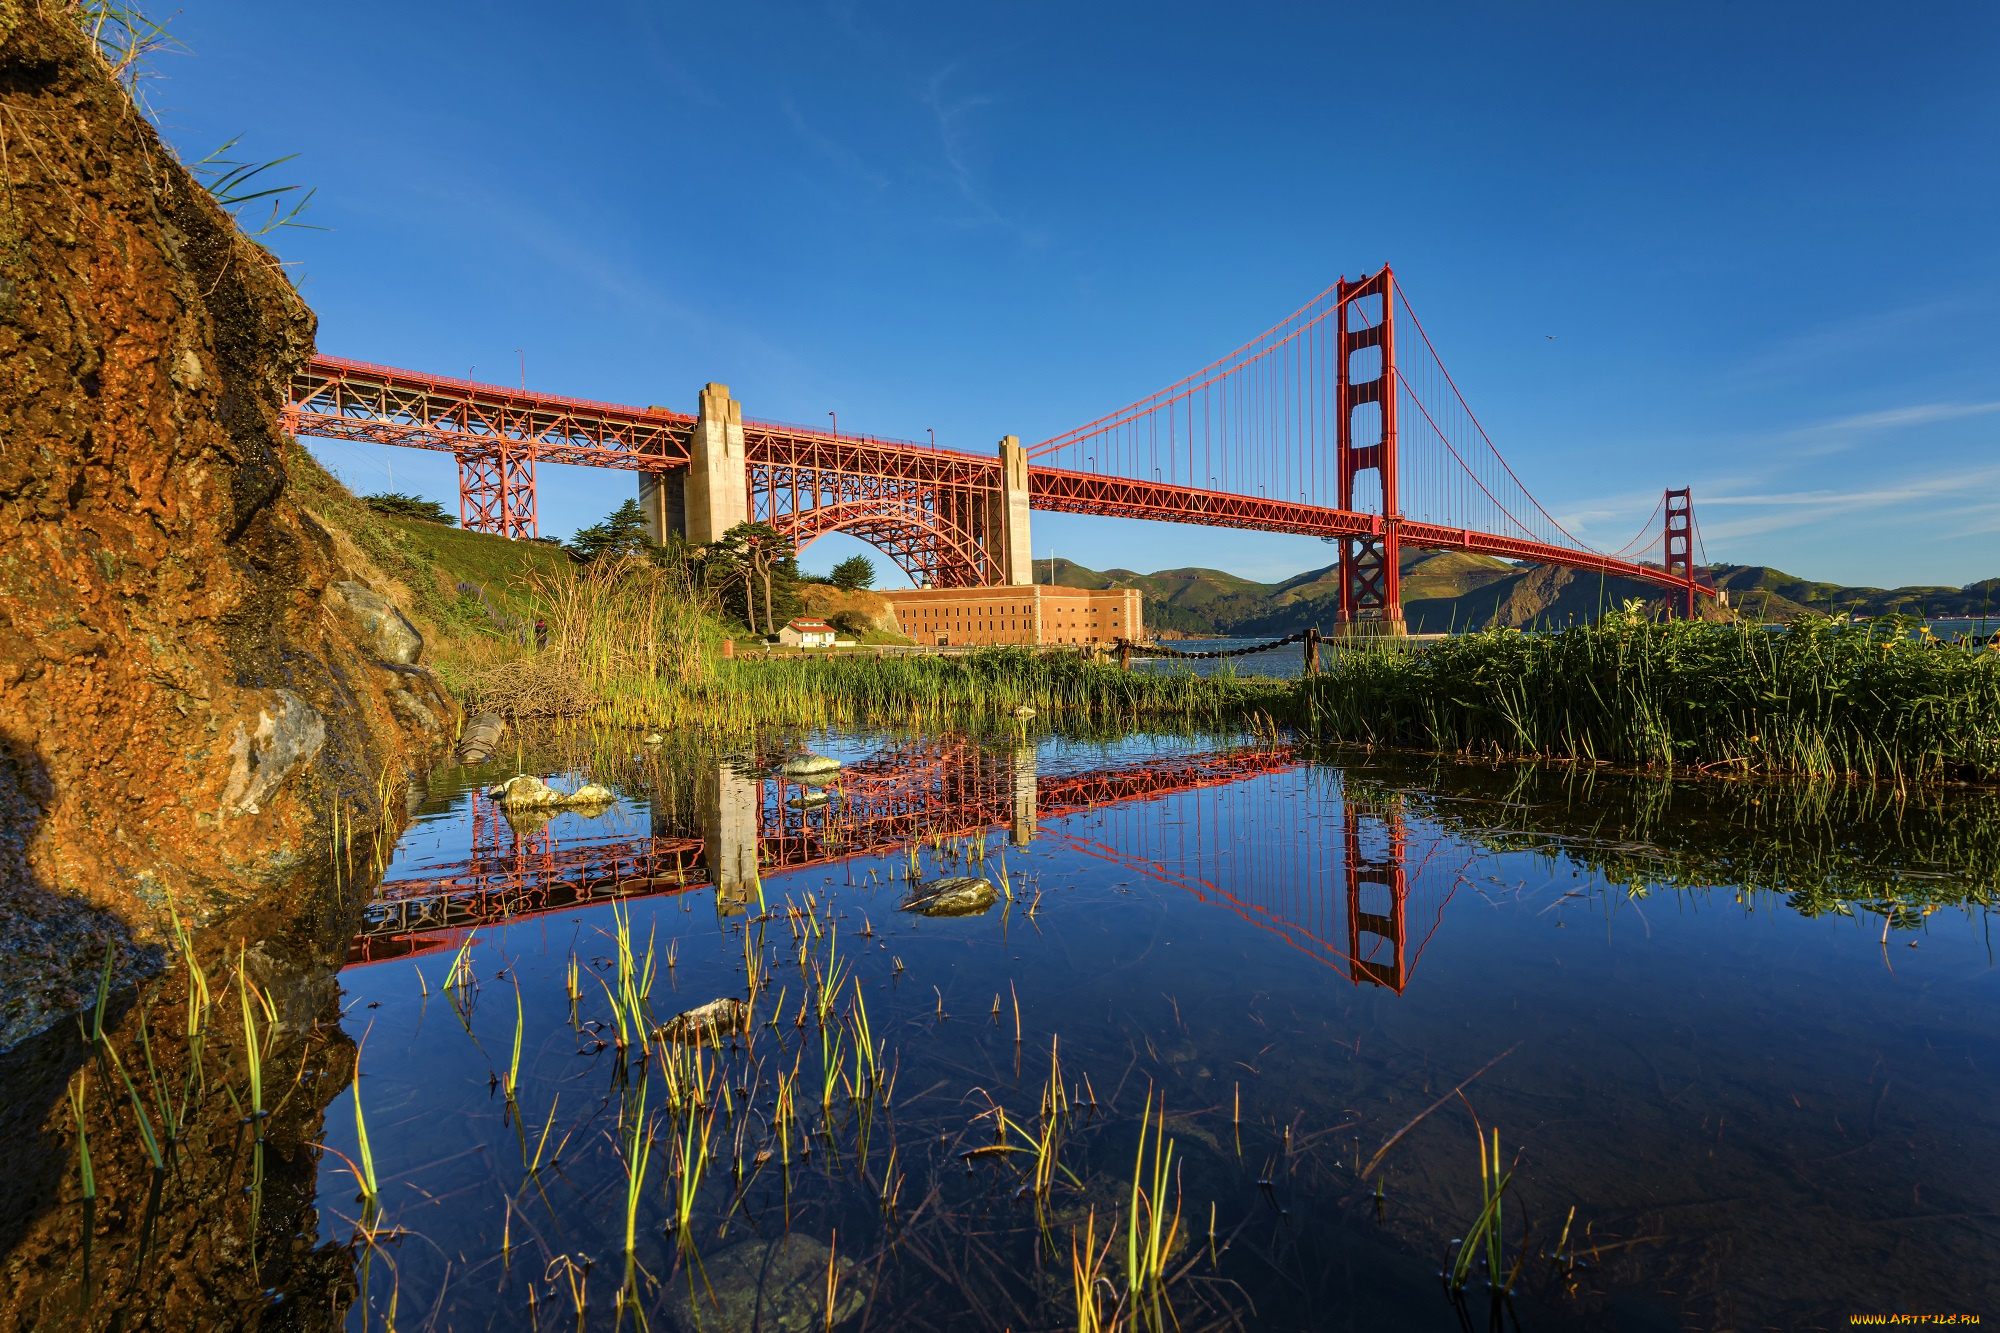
{"left": 1123, "top": 1093, "right": 1182, "bottom": 1331}
{"left": 1301, "top": 610, "right": 2000, "bottom": 781}
{"left": 351, "top": 1049, "right": 381, "bottom": 1208}
{"left": 1351, "top": 758, "right": 2000, "bottom": 930}
{"left": 1447, "top": 1127, "right": 1515, "bottom": 1295}
{"left": 39, "top": 717, "right": 2000, "bottom": 1331}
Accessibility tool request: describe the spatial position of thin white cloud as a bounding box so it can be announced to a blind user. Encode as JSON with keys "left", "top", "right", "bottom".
{"left": 919, "top": 64, "right": 1045, "bottom": 245}
{"left": 1775, "top": 400, "right": 2000, "bottom": 458}
{"left": 1692, "top": 463, "right": 2000, "bottom": 545}
{"left": 780, "top": 93, "right": 892, "bottom": 189}
{"left": 1731, "top": 296, "right": 1978, "bottom": 386}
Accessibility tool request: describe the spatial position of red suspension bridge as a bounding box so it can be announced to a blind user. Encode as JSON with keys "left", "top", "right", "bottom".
{"left": 287, "top": 266, "right": 1715, "bottom": 623}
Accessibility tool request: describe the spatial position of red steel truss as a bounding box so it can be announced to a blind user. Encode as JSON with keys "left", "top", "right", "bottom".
{"left": 287, "top": 263, "right": 1718, "bottom": 608}
{"left": 345, "top": 741, "right": 1301, "bottom": 963}
{"left": 746, "top": 426, "right": 1003, "bottom": 587}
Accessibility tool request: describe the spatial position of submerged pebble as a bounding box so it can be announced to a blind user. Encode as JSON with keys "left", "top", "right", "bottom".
{"left": 670, "top": 1233, "right": 868, "bottom": 1332}
{"left": 657, "top": 997, "right": 751, "bottom": 1044}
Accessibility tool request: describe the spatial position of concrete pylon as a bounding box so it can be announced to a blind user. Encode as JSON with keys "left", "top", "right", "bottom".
{"left": 989, "top": 435, "right": 1032, "bottom": 585}
{"left": 701, "top": 764, "right": 762, "bottom": 917}
{"left": 637, "top": 412, "right": 686, "bottom": 547}
{"left": 1010, "top": 743, "right": 1037, "bottom": 846}
{"left": 679, "top": 383, "right": 748, "bottom": 546}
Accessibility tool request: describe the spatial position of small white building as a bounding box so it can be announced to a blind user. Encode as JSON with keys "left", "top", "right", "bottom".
{"left": 777, "top": 617, "right": 838, "bottom": 648}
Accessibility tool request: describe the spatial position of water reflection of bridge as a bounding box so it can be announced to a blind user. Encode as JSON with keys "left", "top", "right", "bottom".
{"left": 347, "top": 741, "right": 1460, "bottom": 992}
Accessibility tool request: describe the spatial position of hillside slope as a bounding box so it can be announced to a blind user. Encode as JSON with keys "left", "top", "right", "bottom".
{"left": 1037, "top": 552, "right": 1994, "bottom": 637}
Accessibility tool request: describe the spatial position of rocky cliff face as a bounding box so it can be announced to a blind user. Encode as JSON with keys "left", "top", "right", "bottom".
{"left": 0, "top": 2, "right": 454, "bottom": 1049}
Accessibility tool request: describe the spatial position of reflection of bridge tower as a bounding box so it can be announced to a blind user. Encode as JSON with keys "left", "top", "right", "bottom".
{"left": 1011, "top": 744, "right": 1037, "bottom": 846}
{"left": 1344, "top": 796, "right": 1408, "bottom": 992}
{"left": 702, "top": 765, "right": 762, "bottom": 916}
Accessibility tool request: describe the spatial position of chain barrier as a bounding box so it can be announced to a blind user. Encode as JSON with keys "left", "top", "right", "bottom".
{"left": 1116, "top": 632, "right": 1307, "bottom": 661}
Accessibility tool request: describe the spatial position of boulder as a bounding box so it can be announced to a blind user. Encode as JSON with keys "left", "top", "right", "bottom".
{"left": 658, "top": 997, "right": 751, "bottom": 1045}
{"left": 671, "top": 1233, "right": 869, "bottom": 1332}
{"left": 325, "top": 581, "right": 424, "bottom": 665}
{"left": 0, "top": 0, "right": 454, "bottom": 1048}
{"left": 900, "top": 876, "right": 1001, "bottom": 918}
{"left": 487, "top": 775, "right": 617, "bottom": 808}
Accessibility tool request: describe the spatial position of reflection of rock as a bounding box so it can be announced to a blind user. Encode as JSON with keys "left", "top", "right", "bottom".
{"left": 658, "top": 997, "right": 750, "bottom": 1045}
{"left": 486, "top": 775, "right": 615, "bottom": 808}
{"left": 781, "top": 753, "right": 842, "bottom": 778}
{"left": 900, "top": 876, "right": 1000, "bottom": 918}
{"left": 502, "top": 806, "right": 555, "bottom": 838}
{"left": 325, "top": 581, "right": 424, "bottom": 664}
{"left": 456, "top": 711, "right": 507, "bottom": 765}
{"left": 672, "top": 1232, "right": 869, "bottom": 1332}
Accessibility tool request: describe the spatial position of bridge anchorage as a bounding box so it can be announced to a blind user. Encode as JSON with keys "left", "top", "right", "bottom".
{"left": 287, "top": 264, "right": 1717, "bottom": 618}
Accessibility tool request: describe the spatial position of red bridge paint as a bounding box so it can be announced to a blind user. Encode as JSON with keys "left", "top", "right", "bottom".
{"left": 288, "top": 265, "right": 1714, "bottom": 614}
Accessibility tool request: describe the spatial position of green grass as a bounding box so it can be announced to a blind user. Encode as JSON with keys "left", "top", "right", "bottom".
{"left": 609, "top": 646, "right": 1293, "bottom": 733}
{"left": 1299, "top": 610, "right": 2000, "bottom": 782}
{"left": 282, "top": 440, "right": 570, "bottom": 646}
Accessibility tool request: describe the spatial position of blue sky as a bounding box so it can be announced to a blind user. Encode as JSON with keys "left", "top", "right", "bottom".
{"left": 156, "top": 2, "right": 1997, "bottom": 589}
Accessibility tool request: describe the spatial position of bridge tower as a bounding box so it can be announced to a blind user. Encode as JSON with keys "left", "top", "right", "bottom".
{"left": 988, "top": 435, "right": 1033, "bottom": 585}
{"left": 1663, "top": 487, "right": 1695, "bottom": 618}
{"left": 701, "top": 763, "right": 762, "bottom": 916}
{"left": 1343, "top": 795, "right": 1408, "bottom": 992}
{"left": 1335, "top": 268, "right": 1405, "bottom": 633}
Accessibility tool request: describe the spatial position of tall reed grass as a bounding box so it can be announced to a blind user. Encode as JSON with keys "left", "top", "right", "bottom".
{"left": 1301, "top": 609, "right": 2000, "bottom": 782}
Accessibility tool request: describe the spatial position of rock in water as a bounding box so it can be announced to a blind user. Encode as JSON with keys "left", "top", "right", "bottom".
{"left": 781, "top": 752, "right": 842, "bottom": 777}
{"left": 787, "top": 790, "right": 831, "bottom": 810}
{"left": 671, "top": 1233, "right": 869, "bottom": 1332}
{"left": 487, "top": 775, "right": 617, "bottom": 808}
{"left": 456, "top": 712, "right": 507, "bottom": 765}
{"left": 900, "top": 876, "right": 1001, "bottom": 918}
{"left": 1013, "top": 705, "right": 1037, "bottom": 720}
{"left": 658, "top": 997, "right": 751, "bottom": 1045}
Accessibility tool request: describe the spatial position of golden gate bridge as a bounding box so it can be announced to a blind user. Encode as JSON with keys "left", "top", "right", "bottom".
{"left": 288, "top": 265, "right": 1716, "bottom": 625}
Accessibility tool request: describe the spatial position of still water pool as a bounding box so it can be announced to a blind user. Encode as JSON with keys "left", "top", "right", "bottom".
{"left": 10, "top": 728, "right": 1995, "bottom": 1331}
{"left": 302, "top": 730, "right": 2000, "bottom": 1331}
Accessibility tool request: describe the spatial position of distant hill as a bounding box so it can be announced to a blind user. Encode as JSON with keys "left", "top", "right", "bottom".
{"left": 1034, "top": 553, "right": 2000, "bottom": 637}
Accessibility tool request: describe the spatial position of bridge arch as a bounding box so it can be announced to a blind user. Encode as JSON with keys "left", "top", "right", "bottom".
{"left": 775, "top": 496, "right": 996, "bottom": 588}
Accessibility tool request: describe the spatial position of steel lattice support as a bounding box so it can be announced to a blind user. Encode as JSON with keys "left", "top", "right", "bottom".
{"left": 1336, "top": 268, "right": 1404, "bottom": 630}
{"left": 459, "top": 448, "right": 537, "bottom": 538}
